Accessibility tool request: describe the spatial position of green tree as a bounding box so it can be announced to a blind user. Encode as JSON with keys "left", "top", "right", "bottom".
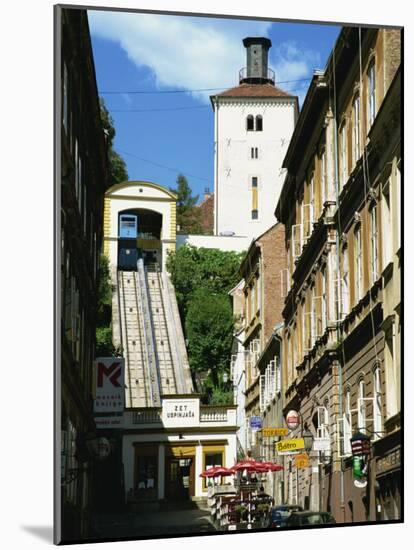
{"left": 166, "top": 245, "right": 244, "bottom": 318}
{"left": 95, "top": 254, "right": 121, "bottom": 357}
{"left": 170, "top": 174, "right": 203, "bottom": 234}
{"left": 185, "top": 288, "right": 234, "bottom": 387}
{"left": 99, "top": 97, "right": 129, "bottom": 185}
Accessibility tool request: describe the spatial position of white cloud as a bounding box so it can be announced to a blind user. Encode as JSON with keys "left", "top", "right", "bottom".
{"left": 88, "top": 11, "right": 271, "bottom": 103}
{"left": 271, "top": 41, "right": 322, "bottom": 105}
{"left": 88, "top": 11, "right": 322, "bottom": 107}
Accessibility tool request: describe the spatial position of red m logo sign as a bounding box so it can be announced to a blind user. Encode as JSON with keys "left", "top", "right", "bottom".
{"left": 97, "top": 362, "right": 122, "bottom": 387}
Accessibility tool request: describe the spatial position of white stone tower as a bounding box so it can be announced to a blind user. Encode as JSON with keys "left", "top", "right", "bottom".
{"left": 211, "top": 37, "right": 298, "bottom": 242}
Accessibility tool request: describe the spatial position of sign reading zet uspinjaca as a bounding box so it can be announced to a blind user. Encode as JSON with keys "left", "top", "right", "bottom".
{"left": 276, "top": 438, "right": 305, "bottom": 454}
{"left": 262, "top": 427, "right": 289, "bottom": 437}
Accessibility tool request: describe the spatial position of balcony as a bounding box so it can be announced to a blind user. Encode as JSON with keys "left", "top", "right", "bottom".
{"left": 239, "top": 67, "right": 275, "bottom": 85}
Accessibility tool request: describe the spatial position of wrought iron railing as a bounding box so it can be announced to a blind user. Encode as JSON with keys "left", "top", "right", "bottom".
{"left": 239, "top": 67, "right": 275, "bottom": 84}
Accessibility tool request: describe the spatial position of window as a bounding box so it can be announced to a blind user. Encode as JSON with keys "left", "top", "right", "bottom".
{"left": 370, "top": 204, "right": 379, "bottom": 282}
{"left": 252, "top": 209, "right": 258, "bottom": 220}
{"left": 354, "top": 224, "right": 363, "bottom": 302}
{"left": 247, "top": 115, "right": 254, "bottom": 131}
{"left": 256, "top": 115, "right": 263, "bottom": 131}
{"left": 368, "top": 62, "right": 376, "bottom": 128}
{"left": 321, "top": 147, "right": 327, "bottom": 206}
{"left": 339, "top": 122, "right": 347, "bottom": 189}
{"left": 251, "top": 176, "right": 258, "bottom": 188}
{"left": 251, "top": 147, "right": 258, "bottom": 159}
{"left": 373, "top": 366, "right": 382, "bottom": 439}
{"left": 341, "top": 245, "right": 350, "bottom": 317}
{"left": 358, "top": 378, "right": 366, "bottom": 432}
{"left": 353, "top": 95, "right": 361, "bottom": 164}
{"left": 382, "top": 180, "right": 392, "bottom": 267}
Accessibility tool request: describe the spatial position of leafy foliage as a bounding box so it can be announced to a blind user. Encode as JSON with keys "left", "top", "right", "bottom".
{"left": 95, "top": 254, "right": 121, "bottom": 357}
{"left": 99, "top": 97, "right": 129, "bottom": 185}
{"left": 170, "top": 174, "right": 203, "bottom": 234}
{"left": 166, "top": 245, "right": 244, "bottom": 317}
{"left": 167, "top": 245, "right": 244, "bottom": 401}
{"left": 185, "top": 288, "right": 234, "bottom": 379}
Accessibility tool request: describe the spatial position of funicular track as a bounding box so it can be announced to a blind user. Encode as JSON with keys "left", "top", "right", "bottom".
{"left": 117, "top": 259, "right": 191, "bottom": 408}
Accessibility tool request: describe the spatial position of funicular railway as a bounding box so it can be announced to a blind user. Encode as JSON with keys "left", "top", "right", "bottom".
{"left": 116, "top": 211, "right": 192, "bottom": 409}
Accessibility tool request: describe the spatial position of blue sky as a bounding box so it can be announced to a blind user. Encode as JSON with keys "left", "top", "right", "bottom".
{"left": 88, "top": 10, "right": 340, "bottom": 201}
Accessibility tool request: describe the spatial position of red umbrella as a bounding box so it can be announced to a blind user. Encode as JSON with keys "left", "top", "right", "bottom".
{"left": 232, "top": 458, "right": 259, "bottom": 471}
{"left": 212, "top": 466, "right": 234, "bottom": 477}
{"left": 199, "top": 466, "right": 221, "bottom": 478}
{"left": 261, "top": 462, "right": 284, "bottom": 472}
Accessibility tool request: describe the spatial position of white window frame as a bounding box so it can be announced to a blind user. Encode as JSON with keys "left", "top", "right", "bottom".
{"left": 370, "top": 204, "right": 379, "bottom": 282}
{"left": 357, "top": 379, "right": 366, "bottom": 432}
{"left": 368, "top": 61, "right": 376, "bottom": 128}
{"left": 381, "top": 179, "right": 393, "bottom": 268}
{"left": 373, "top": 366, "right": 382, "bottom": 440}
{"left": 341, "top": 245, "right": 350, "bottom": 318}
{"left": 355, "top": 224, "right": 363, "bottom": 302}
{"left": 321, "top": 147, "right": 327, "bottom": 206}
{"left": 291, "top": 223, "right": 303, "bottom": 259}
{"left": 302, "top": 203, "right": 314, "bottom": 242}
{"left": 339, "top": 122, "right": 347, "bottom": 189}
{"left": 353, "top": 95, "right": 361, "bottom": 164}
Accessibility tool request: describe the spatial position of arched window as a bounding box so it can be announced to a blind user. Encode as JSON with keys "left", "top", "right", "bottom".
{"left": 357, "top": 376, "right": 366, "bottom": 432}
{"left": 256, "top": 115, "right": 263, "bottom": 131}
{"left": 246, "top": 115, "right": 254, "bottom": 131}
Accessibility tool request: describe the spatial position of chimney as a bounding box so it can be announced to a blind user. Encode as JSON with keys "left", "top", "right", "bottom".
{"left": 240, "top": 37, "right": 274, "bottom": 84}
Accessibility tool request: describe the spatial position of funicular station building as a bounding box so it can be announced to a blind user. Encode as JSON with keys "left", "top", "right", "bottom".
{"left": 103, "top": 181, "right": 238, "bottom": 507}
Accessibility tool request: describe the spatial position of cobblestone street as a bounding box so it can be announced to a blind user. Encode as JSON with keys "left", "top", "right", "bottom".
{"left": 93, "top": 503, "right": 216, "bottom": 539}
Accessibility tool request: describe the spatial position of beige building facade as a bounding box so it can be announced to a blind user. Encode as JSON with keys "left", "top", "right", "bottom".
{"left": 275, "top": 27, "right": 401, "bottom": 522}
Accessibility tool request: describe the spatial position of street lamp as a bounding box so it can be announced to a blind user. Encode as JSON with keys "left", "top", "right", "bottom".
{"left": 303, "top": 428, "right": 314, "bottom": 453}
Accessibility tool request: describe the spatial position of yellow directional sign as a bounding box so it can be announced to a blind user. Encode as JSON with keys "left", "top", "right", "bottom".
{"left": 262, "top": 427, "right": 289, "bottom": 437}
{"left": 276, "top": 438, "right": 305, "bottom": 454}
{"left": 294, "top": 453, "right": 310, "bottom": 469}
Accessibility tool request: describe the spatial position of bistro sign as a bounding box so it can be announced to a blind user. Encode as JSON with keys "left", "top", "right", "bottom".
{"left": 276, "top": 438, "right": 305, "bottom": 454}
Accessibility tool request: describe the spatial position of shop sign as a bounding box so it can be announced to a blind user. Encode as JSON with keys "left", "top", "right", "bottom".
{"left": 376, "top": 448, "right": 401, "bottom": 475}
{"left": 93, "top": 358, "right": 125, "bottom": 413}
{"left": 95, "top": 415, "right": 124, "bottom": 429}
{"left": 276, "top": 438, "right": 305, "bottom": 454}
{"left": 250, "top": 416, "right": 263, "bottom": 430}
{"left": 313, "top": 438, "right": 331, "bottom": 452}
{"left": 162, "top": 398, "right": 199, "bottom": 427}
{"left": 262, "top": 427, "right": 289, "bottom": 437}
{"left": 294, "top": 453, "right": 310, "bottom": 469}
{"left": 285, "top": 410, "right": 300, "bottom": 430}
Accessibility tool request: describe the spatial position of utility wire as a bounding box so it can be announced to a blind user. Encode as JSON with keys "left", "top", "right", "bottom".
{"left": 117, "top": 148, "right": 211, "bottom": 183}
{"left": 99, "top": 77, "right": 312, "bottom": 95}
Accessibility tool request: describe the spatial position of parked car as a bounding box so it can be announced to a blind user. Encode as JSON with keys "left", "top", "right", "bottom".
{"left": 285, "top": 511, "right": 336, "bottom": 527}
{"left": 267, "top": 505, "right": 303, "bottom": 528}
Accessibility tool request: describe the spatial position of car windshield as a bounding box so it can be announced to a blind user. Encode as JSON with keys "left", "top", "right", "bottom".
{"left": 303, "top": 514, "right": 323, "bottom": 525}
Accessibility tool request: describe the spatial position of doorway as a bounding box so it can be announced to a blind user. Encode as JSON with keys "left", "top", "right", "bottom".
{"left": 165, "top": 456, "right": 195, "bottom": 501}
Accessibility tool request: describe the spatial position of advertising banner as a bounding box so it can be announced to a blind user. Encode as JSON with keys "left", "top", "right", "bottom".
{"left": 93, "top": 358, "right": 125, "bottom": 414}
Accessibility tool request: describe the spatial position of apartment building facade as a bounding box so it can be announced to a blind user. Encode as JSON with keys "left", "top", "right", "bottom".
{"left": 58, "top": 8, "right": 108, "bottom": 541}
{"left": 229, "top": 224, "right": 286, "bottom": 476}
{"left": 275, "top": 27, "right": 401, "bottom": 522}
